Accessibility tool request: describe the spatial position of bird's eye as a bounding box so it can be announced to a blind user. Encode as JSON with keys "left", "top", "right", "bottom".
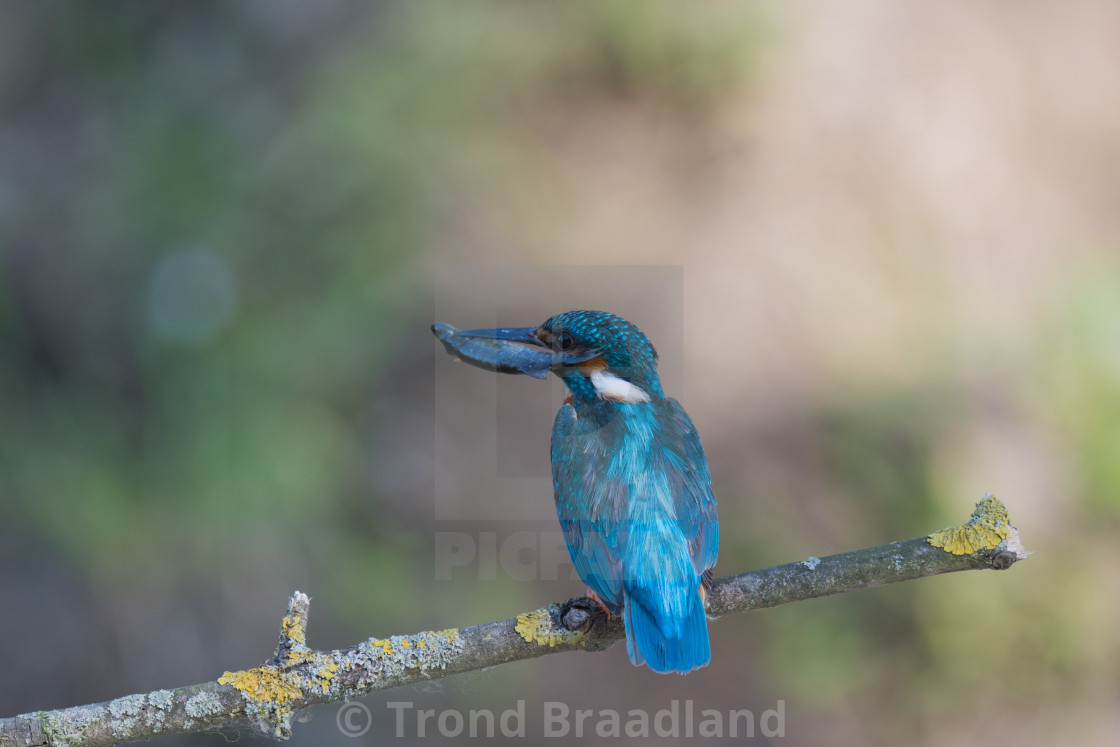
{"left": 555, "top": 332, "right": 574, "bottom": 351}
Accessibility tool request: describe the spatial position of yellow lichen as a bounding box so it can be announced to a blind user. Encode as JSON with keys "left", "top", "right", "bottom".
{"left": 928, "top": 494, "right": 1012, "bottom": 555}
{"left": 218, "top": 666, "right": 302, "bottom": 709}
{"left": 515, "top": 606, "right": 582, "bottom": 647}
{"left": 285, "top": 648, "right": 314, "bottom": 667}
{"left": 314, "top": 660, "right": 340, "bottom": 693}
{"left": 282, "top": 615, "right": 306, "bottom": 645}
{"left": 279, "top": 615, "right": 314, "bottom": 667}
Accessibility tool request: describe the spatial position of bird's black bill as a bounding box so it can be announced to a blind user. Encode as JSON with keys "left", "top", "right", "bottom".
{"left": 431, "top": 323, "right": 597, "bottom": 379}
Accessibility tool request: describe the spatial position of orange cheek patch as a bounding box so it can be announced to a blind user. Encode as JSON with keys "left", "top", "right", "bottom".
{"left": 576, "top": 356, "right": 608, "bottom": 375}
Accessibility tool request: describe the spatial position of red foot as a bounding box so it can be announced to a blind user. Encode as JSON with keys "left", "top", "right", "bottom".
{"left": 585, "top": 588, "right": 613, "bottom": 619}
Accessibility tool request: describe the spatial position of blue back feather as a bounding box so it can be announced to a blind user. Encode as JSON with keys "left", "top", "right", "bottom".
{"left": 547, "top": 313, "right": 719, "bottom": 674}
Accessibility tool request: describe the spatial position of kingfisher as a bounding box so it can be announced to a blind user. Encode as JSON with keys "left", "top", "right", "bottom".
{"left": 434, "top": 310, "right": 718, "bottom": 674}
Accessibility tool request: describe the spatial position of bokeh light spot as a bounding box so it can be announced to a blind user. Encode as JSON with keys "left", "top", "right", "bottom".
{"left": 147, "top": 248, "right": 237, "bottom": 344}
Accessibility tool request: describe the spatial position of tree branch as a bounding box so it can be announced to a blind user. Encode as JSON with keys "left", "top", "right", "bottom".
{"left": 0, "top": 494, "right": 1027, "bottom": 747}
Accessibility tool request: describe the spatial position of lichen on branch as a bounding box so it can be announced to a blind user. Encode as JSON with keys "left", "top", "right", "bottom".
{"left": 0, "top": 494, "right": 1027, "bottom": 747}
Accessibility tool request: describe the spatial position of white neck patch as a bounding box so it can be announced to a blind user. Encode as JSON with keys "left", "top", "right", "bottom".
{"left": 590, "top": 369, "right": 651, "bottom": 404}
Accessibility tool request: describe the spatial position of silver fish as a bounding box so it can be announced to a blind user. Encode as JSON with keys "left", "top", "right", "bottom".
{"left": 431, "top": 322, "right": 558, "bottom": 379}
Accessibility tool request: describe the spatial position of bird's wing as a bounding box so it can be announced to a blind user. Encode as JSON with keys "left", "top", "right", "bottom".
{"left": 551, "top": 404, "right": 626, "bottom": 612}
{"left": 660, "top": 398, "right": 719, "bottom": 575}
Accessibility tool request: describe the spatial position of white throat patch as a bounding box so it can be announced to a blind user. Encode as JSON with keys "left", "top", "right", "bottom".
{"left": 590, "top": 369, "right": 651, "bottom": 404}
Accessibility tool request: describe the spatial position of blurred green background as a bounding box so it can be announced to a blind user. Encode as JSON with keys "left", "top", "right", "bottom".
{"left": 2, "top": 1, "right": 1118, "bottom": 745}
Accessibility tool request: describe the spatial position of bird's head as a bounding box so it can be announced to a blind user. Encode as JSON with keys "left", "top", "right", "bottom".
{"left": 534, "top": 310, "right": 664, "bottom": 405}
{"left": 439, "top": 310, "right": 664, "bottom": 405}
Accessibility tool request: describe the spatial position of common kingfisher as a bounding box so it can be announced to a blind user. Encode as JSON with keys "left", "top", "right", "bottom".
{"left": 434, "top": 310, "right": 718, "bottom": 674}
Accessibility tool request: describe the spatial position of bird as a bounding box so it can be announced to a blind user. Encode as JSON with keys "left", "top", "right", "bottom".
{"left": 436, "top": 310, "right": 718, "bottom": 673}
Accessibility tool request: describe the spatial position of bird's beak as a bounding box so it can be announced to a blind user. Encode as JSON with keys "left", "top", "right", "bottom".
{"left": 436, "top": 324, "right": 598, "bottom": 379}
{"left": 456, "top": 326, "right": 545, "bottom": 347}
{"left": 459, "top": 326, "right": 599, "bottom": 365}
{"left": 433, "top": 323, "right": 565, "bottom": 379}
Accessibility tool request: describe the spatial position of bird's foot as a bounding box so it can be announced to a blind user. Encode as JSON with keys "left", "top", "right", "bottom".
{"left": 585, "top": 588, "right": 614, "bottom": 618}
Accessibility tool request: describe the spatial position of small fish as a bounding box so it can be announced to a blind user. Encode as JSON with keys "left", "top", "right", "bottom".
{"left": 431, "top": 322, "right": 562, "bottom": 379}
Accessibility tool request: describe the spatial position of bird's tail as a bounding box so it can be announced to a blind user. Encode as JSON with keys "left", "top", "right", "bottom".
{"left": 622, "top": 549, "right": 710, "bottom": 674}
